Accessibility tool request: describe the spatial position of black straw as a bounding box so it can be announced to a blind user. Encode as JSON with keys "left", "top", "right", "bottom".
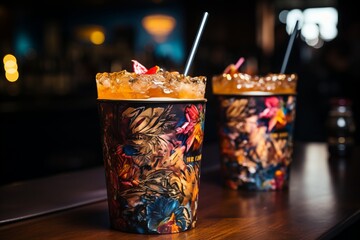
{"left": 280, "top": 20, "right": 300, "bottom": 74}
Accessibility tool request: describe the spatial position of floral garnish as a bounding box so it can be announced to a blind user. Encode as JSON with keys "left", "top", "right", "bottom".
{"left": 132, "top": 60, "right": 160, "bottom": 74}
{"left": 145, "top": 65, "right": 160, "bottom": 74}
{"left": 132, "top": 59, "right": 148, "bottom": 74}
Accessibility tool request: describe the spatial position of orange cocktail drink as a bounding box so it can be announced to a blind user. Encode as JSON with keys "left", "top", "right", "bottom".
{"left": 96, "top": 67, "right": 206, "bottom": 100}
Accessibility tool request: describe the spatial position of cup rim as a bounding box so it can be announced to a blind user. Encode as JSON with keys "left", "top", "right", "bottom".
{"left": 97, "top": 98, "right": 207, "bottom": 103}
{"left": 212, "top": 92, "right": 296, "bottom": 96}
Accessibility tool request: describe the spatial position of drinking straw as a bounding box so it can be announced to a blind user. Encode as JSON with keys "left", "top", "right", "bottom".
{"left": 184, "top": 12, "right": 209, "bottom": 76}
{"left": 234, "top": 57, "right": 245, "bottom": 70}
{"left": 224, "top": 57, "right": 245, "bottom": 73}
{"left": 280, "top": 20, "right": 300, "bottom": 74}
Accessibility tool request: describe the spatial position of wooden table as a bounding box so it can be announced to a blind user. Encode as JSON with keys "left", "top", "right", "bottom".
{"left": 1, "top": 142, "right": 360, "bottom": 239}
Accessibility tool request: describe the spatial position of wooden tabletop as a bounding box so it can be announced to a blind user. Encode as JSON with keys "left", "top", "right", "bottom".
{"left": 1, "top": 142, "right": 360, "bottom": 239}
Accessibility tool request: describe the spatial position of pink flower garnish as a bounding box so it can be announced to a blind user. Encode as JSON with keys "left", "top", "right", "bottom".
{"left": 132, "top": 60, "right": 160, "bottom": 74}
{"left": 132, "top": 60, "right": 148, "bottom": 74}
{"left": 145, "top": 66, "right": 160, "bottom": 74}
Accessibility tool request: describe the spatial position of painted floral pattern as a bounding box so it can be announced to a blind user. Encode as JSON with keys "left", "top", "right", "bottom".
{"left": 98, "top": 100, "right": 206, "bottom": 234}
{"left": 217, "top": 95, "right": 296, "bottom": 191}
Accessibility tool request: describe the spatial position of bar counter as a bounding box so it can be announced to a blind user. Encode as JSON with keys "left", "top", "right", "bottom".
{"left": 1, "top": 142, "right": 360, "bottom": 239}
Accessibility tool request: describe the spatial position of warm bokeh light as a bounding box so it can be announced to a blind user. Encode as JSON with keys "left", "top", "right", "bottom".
{"left": 5, "top": 71, "right": 19, "bottom": 82}
{"left": 90, "top": 30, "right": 105, "bottom": 45}
{"left": 4, "top": 60, "right": 17, "bottom": 71}
{"left": 3, "top": 54, "right": 19, "bottom": 82}
{"left": 142, "top": 14, "right": 176, "bottom": 42}
{"left": 75, "top": 25, "right": 106, "bottom": 44}
{"left": 3, "top": 54, "right": 16, "bottom": 64}
{"left": 5, "top": 66, "right": 17, "bottom": 74}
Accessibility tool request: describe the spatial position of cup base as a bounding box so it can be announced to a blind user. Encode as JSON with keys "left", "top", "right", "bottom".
{"left": 110, "top": 221, "right": 196, "bottom": 234}
{"left": 221, "top": 164, "right": 290, "bottom": 191}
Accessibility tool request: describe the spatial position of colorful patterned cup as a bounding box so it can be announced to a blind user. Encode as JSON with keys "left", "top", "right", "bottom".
{"left": 98, "top": 99, "right": 206, "bottom": 233}
{"left": 212, "top": 73, "right": 297, "bottom": 191}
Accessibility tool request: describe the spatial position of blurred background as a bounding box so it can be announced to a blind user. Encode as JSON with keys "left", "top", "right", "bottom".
{"left": 1, "top": 0, "right": 359, "bottom": 185}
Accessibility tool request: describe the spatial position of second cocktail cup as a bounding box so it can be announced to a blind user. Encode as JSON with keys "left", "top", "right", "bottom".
{"left": 212, "top": 72, "right": 297, "bottom": 191}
